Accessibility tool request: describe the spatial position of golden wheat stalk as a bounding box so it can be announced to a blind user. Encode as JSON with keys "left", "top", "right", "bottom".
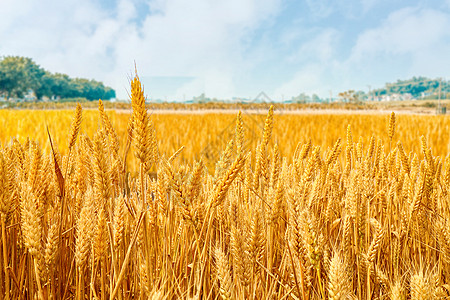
{"left": 235, "top": 111, "right": 244, "bottom": 154}
{"left": 253, "top": 105, "right": 274, "bottom": 190}
{"left": 130, "top": 73, "right": 150, "bottom": 166}
{"left": 328, "top": 252, "right": 353, "bottom": 300}
{"left": 211, "top": 152, "right": 246, "bottom": 207}
{"left": 68, "top": 103, "right": 82, "bottom": 150}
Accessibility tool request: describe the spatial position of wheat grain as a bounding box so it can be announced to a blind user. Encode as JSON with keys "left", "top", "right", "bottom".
{"left": 68, "top": 103, "right": 82, "bottom": 150}
{"left": 328, "top": 252, "right": 353, "bottom": 300}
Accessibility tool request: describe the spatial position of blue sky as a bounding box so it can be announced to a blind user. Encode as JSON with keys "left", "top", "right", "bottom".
{"left": 1, "top": 0, "right": 449, "bottom": 101}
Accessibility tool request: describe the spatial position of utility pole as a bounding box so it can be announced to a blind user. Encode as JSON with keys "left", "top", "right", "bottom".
{"left": 367, "top": 85, "right": 372, "bottom": 102}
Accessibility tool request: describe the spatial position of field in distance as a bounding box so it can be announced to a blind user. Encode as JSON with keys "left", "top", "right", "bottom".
{"left": 4, "top": 97, "right": 450, "bottom": 115}
{"left": 0, "top": 108, "right": 449, "bottom": 172}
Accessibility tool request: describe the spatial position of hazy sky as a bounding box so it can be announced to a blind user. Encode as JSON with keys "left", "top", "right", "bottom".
{"left": 1, "top": 0, "right": 449, "bottom": 100}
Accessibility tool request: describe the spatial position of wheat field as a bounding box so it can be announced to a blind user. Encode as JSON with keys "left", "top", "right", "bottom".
{"left": 0, "top": 75, "right": 450, "bottom": 299}
{"left": 1, "top": 108, "right": 449, "bottom": 172}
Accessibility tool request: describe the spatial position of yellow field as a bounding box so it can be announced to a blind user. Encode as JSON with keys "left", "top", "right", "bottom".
{"left": 1, "top": 76, "right": 450, "bottom": 299}
{"left": 1, "top": 109, "right": 449, "bottom": 170}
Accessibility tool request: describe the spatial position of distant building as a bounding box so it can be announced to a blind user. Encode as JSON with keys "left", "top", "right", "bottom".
{"left": 373, "top": 93, "right": 413, "bottom": 102}
{"left": 24, "top": 89, "right": 37, "bottom": 102}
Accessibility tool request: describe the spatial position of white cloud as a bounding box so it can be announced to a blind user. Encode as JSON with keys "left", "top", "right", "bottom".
{"left": 0, "top": 0, "right": 282, "bottom": 100}
{"left": 346, "top": 7, "right": 450, "bottom": 81}
{"left": 351, "top": 7, "right": 450, "bottom": 59}
{"left": 305, "top": 0, "right": 333, "bottom": 19}
{"left": 2, "top": 1, "right": 450, "bottom": 101}
{"left": 287, "top": 29, "right": 338, "bottom": 63}
{"left": 171, "top": 78, "right": 204, "bottom": 101}
{"left": 361, "top": 0, "right": 379, "bottom": 13}
{"left": 304, "top": 0, "right": 387, "bottom": 20}
{"left": 273, "top": 63, "right": 326, "bottom": 98}
{"left": 273, "top": 28, "right": 340, "bottom": 98}
{"left": 274, "top": 6, "right": 450, "bottom": 99}
{"left": 352, "top": 8, "right": 450, "bottom": 59}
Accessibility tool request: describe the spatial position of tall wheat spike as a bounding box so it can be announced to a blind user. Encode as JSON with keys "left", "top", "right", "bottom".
{"left": 328, "top": 252, "right": 353, "bottom": 300}
{"left": 388, "top": 111, "right": 396, "bottom": 141}
{"left": 130, "top": 73, "right": 150, "bottom": 166}
{"left": 68, "top": 103, "right": 82, "bottom": 150}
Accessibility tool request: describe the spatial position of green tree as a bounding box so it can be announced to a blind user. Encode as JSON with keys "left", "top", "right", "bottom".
{"left": 0, "top": 55, "right": 116, "bottom": 101}
{"left": 104, "top": 87, "right": 116, "bottom": 99}
{"left": 50, "top": 73, "right": 71, "bottom": 98}
{"left": 373, "top": 77, "right": 449, "bottom": 99}
{"left": 338, "top": 90, "right": 355, "bottom": 102}
{"left": 338, "top": 90, "right": 366, "bottom": 103}
{"left": 292, "top": 92, "right": 310, "bottom": 103}
{"left": 0, "top": 56, "right": 44, "bottom": 98}
{"left": 311, "top": 94, "right": 321, "bottom": 102}
{"left": 34, "top": 71, "right": 54, "bottom": 99}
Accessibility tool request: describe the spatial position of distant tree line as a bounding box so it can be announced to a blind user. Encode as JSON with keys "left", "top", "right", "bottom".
{"left": 373, "top": 76, "right": 449, "bottom": 99}
{"left": 0, "top": 56, "right": 115, "bottom": 100}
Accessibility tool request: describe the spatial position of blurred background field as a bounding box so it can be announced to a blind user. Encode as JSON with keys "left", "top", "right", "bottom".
{"left": 3, "top": 98, "right": 450, "bottom": 113}
{"left": 1, "top": 106, "right": 449, "bottom": 173}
